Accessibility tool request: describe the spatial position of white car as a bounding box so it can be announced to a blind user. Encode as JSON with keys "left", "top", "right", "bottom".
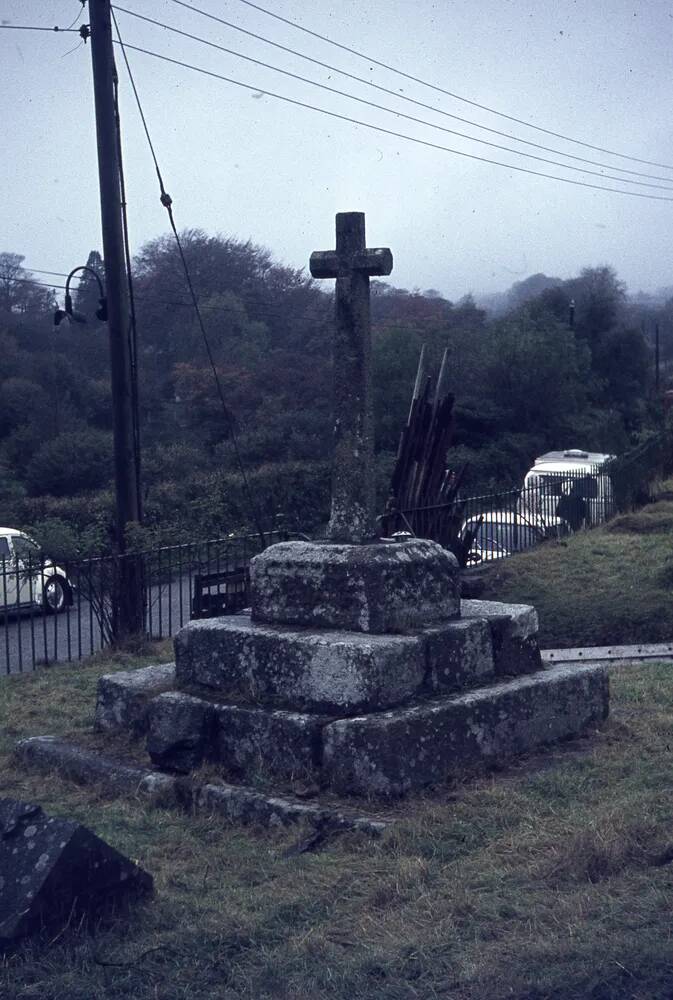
{"left": 0, "top": 528, "right": 73, "bottom": 613}
{"left": 462, "top": 511, "right": 562, "bottom": 563}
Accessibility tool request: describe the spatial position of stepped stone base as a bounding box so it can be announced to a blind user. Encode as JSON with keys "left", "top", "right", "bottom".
{"left": 92, "top": 598, "right": 608, "bottom": 800}
{"left": 322, "top": 662, "right": 608, "bottom": 796}
{"left": 250, "top": 539, "right": 460, "bottom": 633}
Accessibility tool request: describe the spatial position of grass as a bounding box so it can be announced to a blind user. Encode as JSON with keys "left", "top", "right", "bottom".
{"left": 3, "top": 652, "right": 673, "bottom": 998}
{"left": 477, "top": 490, "right": 673, "bottom": 648}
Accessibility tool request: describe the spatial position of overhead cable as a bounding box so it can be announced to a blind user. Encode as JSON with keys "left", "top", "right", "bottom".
{"left": 162, "top": 0, "right": 673, "bottom": 185}
{"left": 227, "top": 0, "right": 673, "bottom": 172}
{"left": 0, "top": 24, "right": 79, "bottom": 33}
{"left": 112, "top": 6, "right": 673, "bottom": 191}
{"left": 110, "top": 40, "right": 673, "bottom": 203}
{"left": 111, "top": 9, "right": 268, "bottom": 546}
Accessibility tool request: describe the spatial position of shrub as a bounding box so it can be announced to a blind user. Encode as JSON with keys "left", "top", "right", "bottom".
{"left": 26, "top": 430, "right": 113, "bottom": 497}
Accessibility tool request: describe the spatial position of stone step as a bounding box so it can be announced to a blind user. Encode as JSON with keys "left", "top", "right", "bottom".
{"left": 322, "top": 662, "right": 609, "bottom": 796}
{"left": 460, "top": 599, "right": 542, "bottom": 676}
{"left": 174, "top": 611, "right": 518, "bottom": 713}
{"left": 146, "top": 690, "right": 326, "bottom": 782}
{"left": 174, "top": 602, "right": 542, "bottom": 714}
{"left": 94, "top": 662, "right": 176, "bottom": 735}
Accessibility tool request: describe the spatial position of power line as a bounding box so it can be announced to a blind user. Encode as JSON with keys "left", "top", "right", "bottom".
{"left": 0, "top": 24, "right": 79, "bottom": 33}
{"left": 111, "top": 39, "right": 673, "bottom": 203}
{"left": 63, "top": 2, "right": 87, "bottom": 32}
{"left": 1, "top": 275, "right": 65, "bottom": 291}
{"left": 163, "top": 0, "right": 673, "bottom": 185}
{"left": 19, "top": 265, "right": 322, "bottom": 320}
{"left": 111, "top": 8, "right": 268, "bottom": 545}
{"left": 229, "top": 0, "right": 673, "bottom": 173}
{"left": 112, "top": 6, "right": 673, "bottom": 192}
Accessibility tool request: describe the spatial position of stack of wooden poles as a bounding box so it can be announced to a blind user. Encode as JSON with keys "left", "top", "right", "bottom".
{"left": 383, "top": 346, "right": 474, "bottom": 559}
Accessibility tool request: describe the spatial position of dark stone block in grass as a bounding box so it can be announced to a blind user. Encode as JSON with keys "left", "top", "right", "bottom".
{"left": 0, "top": 798, "right": 152, "bottom": 948}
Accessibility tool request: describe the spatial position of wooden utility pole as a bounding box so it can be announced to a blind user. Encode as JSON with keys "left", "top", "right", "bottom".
{"left": 89, "top": 0, "right": 143, "bottom": 638}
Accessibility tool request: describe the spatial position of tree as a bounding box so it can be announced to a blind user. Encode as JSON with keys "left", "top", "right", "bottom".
{"left": 26, "top": 430, "right": 113, "bottom": 496}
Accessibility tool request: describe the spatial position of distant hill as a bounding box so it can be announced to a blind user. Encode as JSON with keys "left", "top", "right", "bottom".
{"left": 475, "top": 273, "right": 562, "bottom": 315}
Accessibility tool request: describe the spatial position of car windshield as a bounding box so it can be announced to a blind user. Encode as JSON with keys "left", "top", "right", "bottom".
{"left": 0, "top": 537, "right": 9, "bottom": 563}
{"left": 476, "top": 522, "right": 540, "bottom": 553}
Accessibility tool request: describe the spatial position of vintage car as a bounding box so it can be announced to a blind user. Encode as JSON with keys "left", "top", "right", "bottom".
{"left": 0, "top": 528, "right": 73, "bottom": 612}
{"left": 462, "top": 510, "right": 561, "bottom": 563}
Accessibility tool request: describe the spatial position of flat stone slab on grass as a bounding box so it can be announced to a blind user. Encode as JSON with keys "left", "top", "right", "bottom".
{"left": 94, "top": 662, "right": 176, "bottom": 735}
{"left": 322, "top": 662, "right": 609, "bottom": 796}
{"left": 0, "top": 797, "right": 152, "bottom": 947}
{"left": 175, "top": 616, "right": 427, "bottom": 714}
{"left": 14, "top": 738, "right": 388, "bottom": 836}
{"left": 250, "top": 538, "right": 460, "bottom": 633}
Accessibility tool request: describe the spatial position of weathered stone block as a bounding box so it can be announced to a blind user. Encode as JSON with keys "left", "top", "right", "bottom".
{"left": 461, "top": 599, "right": 538, "bottom": 638}
{"left": 146, "top": 692, "right": 215, "bottom": 773}
{"left": 461, "top": 599, "right": 542, "bottom": 676}
{"left": 422, "top": 618, "right": 494, "bottom": 693}
{"left": 322, "top": 663, "right": 609, "bottom": 796}
{"left": 94, "top": 663, "right": 176, "bottom": 735}
{"left": 0, "top": 798, "right": 152, "bottom": 947}
{"left": 175, "top": 616, "right": 426, "bottom": 714}
{"left": 214, "top": 704, "right": 326, "bottom": 781}
{"left": 250, "top": 539, "right": 460, "bottom": 633}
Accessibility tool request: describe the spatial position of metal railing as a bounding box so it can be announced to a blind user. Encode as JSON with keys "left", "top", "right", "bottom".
{"left": 0, "top": 530, "right": 281, "bottom": 676}
{"left": 383, "top": 468, "right": 616, "bottom": 564}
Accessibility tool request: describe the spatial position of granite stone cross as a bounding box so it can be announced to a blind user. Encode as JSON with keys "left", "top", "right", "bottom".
{"left": 310, "top": 212, "right": 393, "bottom": 543}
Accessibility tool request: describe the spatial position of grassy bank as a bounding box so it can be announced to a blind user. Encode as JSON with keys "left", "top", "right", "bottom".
{"left": 2, "top": 653, "right": 673, "bottom": 998}
{"left": 477, "top": 493, "right": 673, "bottom": 648}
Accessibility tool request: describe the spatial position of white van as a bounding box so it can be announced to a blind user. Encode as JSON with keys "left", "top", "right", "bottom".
{"left": 519, "top": 449, "right": 615, "bottom": 529}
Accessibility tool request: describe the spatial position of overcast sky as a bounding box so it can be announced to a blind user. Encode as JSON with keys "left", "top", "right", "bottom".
{"left": 2, "top": 0, "right": 672, "bottom": 301}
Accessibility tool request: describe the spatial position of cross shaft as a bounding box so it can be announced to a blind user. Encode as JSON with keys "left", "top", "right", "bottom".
{"left": 310, "top": 212, "right": 393, "bottom": 544}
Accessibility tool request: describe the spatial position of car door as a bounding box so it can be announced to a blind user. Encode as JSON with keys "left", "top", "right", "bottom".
{"left": 0, "top": 535, "right": 17, "bottom": 608}
{"left": 11, "top": 535, "right": 42, "bottom": 606}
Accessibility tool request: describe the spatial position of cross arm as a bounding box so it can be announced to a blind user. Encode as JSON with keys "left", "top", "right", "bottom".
{"left": 309, "top": 247, "right": 393, "bottom": 279}
{"left": 309, "top": 251, "right": 340, "bottom": 279}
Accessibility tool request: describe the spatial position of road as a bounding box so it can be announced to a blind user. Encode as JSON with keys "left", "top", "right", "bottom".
{"left": 1, "top": 575, "right": 197, "bottom": 676}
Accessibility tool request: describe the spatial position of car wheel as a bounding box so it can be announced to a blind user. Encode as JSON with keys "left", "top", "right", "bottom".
{"left": 43, "top": 576, "right": 67, "bottom": 613}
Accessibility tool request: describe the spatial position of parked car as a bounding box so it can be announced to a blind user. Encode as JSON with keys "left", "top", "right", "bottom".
{"left": 0, "top": 528, "right": 73, "bottom": 612}
{"left": 462, "top": 511, "right": 561, "bottom": 563}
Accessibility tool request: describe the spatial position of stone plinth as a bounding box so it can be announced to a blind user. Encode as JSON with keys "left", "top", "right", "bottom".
{"left": 250, "top": 538, "right": 460, "bottom": 633}
{"left": 175, "top": 616, "right": 428, "bottom": 714}
{"left": 322, "top": 662, "right": 609, "bottom": 796}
